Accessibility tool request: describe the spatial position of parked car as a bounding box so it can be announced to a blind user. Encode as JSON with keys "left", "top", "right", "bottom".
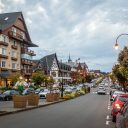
{"left": 116, "top": 101, "right": 128, "bottom": 128}
{"left": 35, "top": 88, "right": 44, "bottom": 94}
{"left": 97, "top": 87, "right": 106, "bottom": 95}
{"left": 0, "top": 90, "right": 19, "bottom": 101}
{"left": 22, "top": 88, "right": 35, "bottom": 95}
{"left": 110, "top": 91, "right": 125, "bottom": 101}
{"left": 111, "top": 94, "right": 128, "bottom": 122}
{"left": 38, "top": 89, "right": 50, "bottom": 98}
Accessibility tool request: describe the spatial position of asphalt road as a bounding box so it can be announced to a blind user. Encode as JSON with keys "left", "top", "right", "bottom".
{"left": 0, "top": 90, "right": 114, "bottom": 128}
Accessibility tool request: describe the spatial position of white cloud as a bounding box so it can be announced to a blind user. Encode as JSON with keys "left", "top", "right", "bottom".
{"left": 11, "top": 0, "right": 26, "bottom": 4}
{"left": 0, "top": 0, "right": 5, "bottom": 13}
{"left": 2, "top": 0, "right": 128, "bottom": 72}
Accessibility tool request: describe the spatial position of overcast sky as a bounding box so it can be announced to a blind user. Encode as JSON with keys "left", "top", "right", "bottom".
{"left": 1, "top": 0, "right": 128, "bottom": 72}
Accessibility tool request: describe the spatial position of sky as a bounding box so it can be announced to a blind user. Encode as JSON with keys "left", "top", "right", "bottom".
{"left": 0, "top": 0, "right": 128, "bottom": 72}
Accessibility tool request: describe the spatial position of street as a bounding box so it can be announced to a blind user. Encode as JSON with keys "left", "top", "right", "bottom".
{"left": 0, "top": 89, "right": 114, "bottom": 128}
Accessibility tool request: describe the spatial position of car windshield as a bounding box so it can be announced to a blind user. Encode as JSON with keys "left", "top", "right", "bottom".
{"left": 119, "top": 96, "right": 128, "bottom": 102}
{"left": 3, "top": 91, "right": 10, "bottom": 95}
{"left": 99, "top": 87, "right": 104, "bottom": 89}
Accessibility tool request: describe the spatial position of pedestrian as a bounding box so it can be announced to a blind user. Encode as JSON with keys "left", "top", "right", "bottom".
{"left": 88, "top": 86, "right": 90, "bottom": 93}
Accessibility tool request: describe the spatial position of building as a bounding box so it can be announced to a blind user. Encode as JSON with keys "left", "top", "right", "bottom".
{"left": 0, "top": 12, "right": 38, "bottom": 87}
{"left": 66, "top": 55, "right": 88, "bottom": 82}
{"left": 34, "top": 53, "right": 71, "bottom": 85}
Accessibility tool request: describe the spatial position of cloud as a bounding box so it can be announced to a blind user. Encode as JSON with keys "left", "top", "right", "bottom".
{"left": 1, "top": 0, "right": 128, "bottom": 72}
{"left": 0, "top": 0, "right": 5, "bottom": 13}
{"left": 11, "top": 0, "right": 26, "bottom": 4}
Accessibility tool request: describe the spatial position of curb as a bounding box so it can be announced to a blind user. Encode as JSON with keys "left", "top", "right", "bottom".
{"left": 0, "top": 99, "right": 67, "bottom": 116}
{"left": 0, "top": 93, "right": 89, "bottom": 116}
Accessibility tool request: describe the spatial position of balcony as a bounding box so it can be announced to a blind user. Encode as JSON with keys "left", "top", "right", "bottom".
{"left": 11, "top": 45, "right": 18, "bottom": 50}
{"left": 11, "top": 69, "right": 17, "bottom": 72}
{"left": 1, "top": 67, "right": 8, "bottom": 71}
{"left": 0, "top": 41, "right": 8, "bottom": 46}
{"left": 21, "top": 47, "right": 36, "bottom": 56}
{"left": 8, "top": 31, "right": 23, "bottom": 41}
{"left": 11, "top": 57, "right": 17, "bottom": 61}
{"left": 21, "top": 59, "right": 33, "bottom": 65}
{"left": 0, "top": 54, "right": 8, "bottom": 59}
{"left": 21, "top": 69, "right": 32, "bottom": 75}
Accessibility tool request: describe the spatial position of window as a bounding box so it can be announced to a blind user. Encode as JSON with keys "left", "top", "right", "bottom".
{"left": 12, "top": 27, "right": 16, "bottom": 36}
{"left": 2, "top": 48, "right": 6, "bottom": 55}
{"left": 12, "top": 63, "right": 17, "bottom": 69}
{"left": 12, "top": 40, "right": 17, "bottom": 46}
{"left": 11, "top": 51, "right": 17, "bottom": 58}
{"left": 0, "top": 34, "right": 9, "bottom": 42}
{"left": 1, "top": 60, "right": 6, "bottom": 67}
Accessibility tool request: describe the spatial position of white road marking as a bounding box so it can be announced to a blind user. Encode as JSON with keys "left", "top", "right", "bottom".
{"left": 106, "top": 121, "right": 110, "bottom": 125}
{"left": 106, "top": 115, "right": 111, "bottom": 120}
{"left": 106, "top": 115, "right": 109, "bottom": 119}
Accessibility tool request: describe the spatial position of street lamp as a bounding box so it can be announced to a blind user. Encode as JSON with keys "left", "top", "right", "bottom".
{"left": 114, "top": 33, "right": 128, "bottom": 50}
{"left": 60, "top": 77, "right": 64, "bottom": 98}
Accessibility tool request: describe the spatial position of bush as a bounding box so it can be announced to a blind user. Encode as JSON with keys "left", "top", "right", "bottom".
{"left": 63, "top": 92, "right": 75, "bottom": 99}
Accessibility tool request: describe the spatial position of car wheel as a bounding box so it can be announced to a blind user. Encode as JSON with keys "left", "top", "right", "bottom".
{"left": 112, "top": 115, "right": 116, "bottom": 122}
{"left": 5, "top": 97, "right": 9, "bottom": 101}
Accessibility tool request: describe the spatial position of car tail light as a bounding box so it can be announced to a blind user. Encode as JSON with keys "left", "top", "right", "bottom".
{"left": 115, "top": 103, "right": 121, "bottom": 109}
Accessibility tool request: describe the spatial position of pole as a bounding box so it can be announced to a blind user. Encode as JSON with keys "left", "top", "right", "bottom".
{"left": 61, "top": 77, "right": 63, "bottom": 98}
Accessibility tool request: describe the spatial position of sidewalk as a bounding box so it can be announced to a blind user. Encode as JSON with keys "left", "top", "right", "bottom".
{"left": 0, "top": 99, "right": 65, "bottom": 116}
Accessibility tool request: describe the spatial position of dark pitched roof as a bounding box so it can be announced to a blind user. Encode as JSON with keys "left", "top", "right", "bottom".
{"left": 0, "top": 12, "right": 38, "bottom": 47}
{"left": 39, "top": 53, "right": 58, "bottom": 72}
{"left": 0, "top": 12, "right": 21, "bottom": 31}
{"left": 59, "top": 62, "right": 71, "bottom": 70}
{"left": 80, "top": 62, "right": 88, "bottom": 68}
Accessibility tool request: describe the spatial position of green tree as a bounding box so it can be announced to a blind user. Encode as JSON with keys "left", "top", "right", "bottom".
{"left": 112, "top": 46, "right": 128, "bottom": 91}
{"left": 118, "top": 46, "right": 128, "bottom": 68}
{"left": 31, "top": 71, "right": 45, "bottom": 86}
{"left": 9, "top": 73, "right": 21, "bottom": 85}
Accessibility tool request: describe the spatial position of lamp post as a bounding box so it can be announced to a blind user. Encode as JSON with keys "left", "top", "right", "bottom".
{"left": 114, "top": 33, "right": 128, "bottom": 50}
{"left": 61, "top": 77, "right": 64, "bottom": 98}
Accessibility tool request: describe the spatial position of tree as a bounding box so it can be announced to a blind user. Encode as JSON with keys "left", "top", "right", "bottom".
{"left": 31, "top": 71, "right": 46, "bottom": 86}
{"left": 9, "top": 73, "right": 21, "bottom": 86}
{"left": 118, "top": 46, "right": 128, "bottom": 68}
{"left": 112, "top": 46, "right": 128, "bottom": 91}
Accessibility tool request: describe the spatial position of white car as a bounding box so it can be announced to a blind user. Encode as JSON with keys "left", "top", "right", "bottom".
{"left": 38, "top": 89, "right": 50, "bottom": 98}
{"left": 97, "top": 87, "right": 106, "bottom": 95}
{"left": 111, "top": 91, "right": 125, "bottom": 101}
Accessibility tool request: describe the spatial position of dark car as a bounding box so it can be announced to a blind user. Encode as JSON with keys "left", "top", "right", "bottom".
{"left": 111, "top": 94, "right": 128, "bottom": 122}
{"left": 0, "top": 90, "right": 19, "bottom": 101}
{"left": 116, "top": 101, "right": 128, "bottom": 128}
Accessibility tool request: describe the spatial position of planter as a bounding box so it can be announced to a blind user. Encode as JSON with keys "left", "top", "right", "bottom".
{"left": 46, "top": 93, "right": 54, "bottom": 102}
{"left": 27, "top": 94, "right": 39, "bottom": 106}
{"left": 13, "top": 95, "right": 27, "bottom": 108}
{"left": 53, "top": 93, "right": 60, "bottom": 101}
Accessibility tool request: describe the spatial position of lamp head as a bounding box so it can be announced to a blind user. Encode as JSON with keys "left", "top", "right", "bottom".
{"left": 114, "top": 43, "right": 119, "bottom": 50}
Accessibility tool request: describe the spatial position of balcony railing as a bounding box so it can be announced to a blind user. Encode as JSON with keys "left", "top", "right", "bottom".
{"left": 21, "top": 47, "right": 36, "bottom": 56}
{"left": 21, "top": 58, "right": 33, "bottom": 65}
{"left": 0, "top": 41, "right": 8, "bottom": 46}
{"left": 8, "top": 31, "right": 23, "bottom": 41}
{"left": 21, "top": 69, "right": 32, "bottom": 75}
{"left": 11, "top": 57, "right": 17, "bottom": 61}
{"left": 11, "top": 45, "right": 18, "bottom": 49}
{"left": 1, "top": 67, "right": 8, "bottom": 71}
{"left": 0, "top": 54, "right": 8, "bottom": 59}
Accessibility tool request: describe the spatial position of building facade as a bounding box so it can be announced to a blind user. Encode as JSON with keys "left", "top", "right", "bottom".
{"left": 34, "top": 53, "right": 71, "bottom": 85}
{"left": 66, "top": 55, "right": 88, "bottom": 83}
{"left": 0, "top": 12, "right": 37, "bottom": 87}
